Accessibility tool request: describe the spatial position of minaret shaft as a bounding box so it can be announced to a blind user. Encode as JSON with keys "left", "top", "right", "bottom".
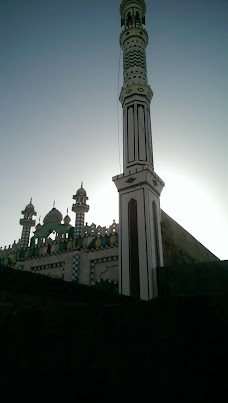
{"left": 119, "top": 4, "right": 154, "bottom": 174}
{"left": 74, "top": 212, "right": 85, "bottom": 237}
{"left": 20, "top": 225, "right": 32, "bottom": 249}
{"left": 113, "top": 0, "right": 164, "bottom": 300}
{"left": 19, "top": 201, "right": 37, "bottom": 249}
{"left": 122, "top": 98, "right": 153, "bottom": 173}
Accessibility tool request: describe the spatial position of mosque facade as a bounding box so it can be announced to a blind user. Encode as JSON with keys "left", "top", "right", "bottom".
{"left": 0, "top": 1, "right": 219, "bottom": 298}
{"left": 0, "top": 184, "right": 218, "bottom": 296}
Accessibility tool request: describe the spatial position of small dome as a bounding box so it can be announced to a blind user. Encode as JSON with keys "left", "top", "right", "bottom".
{"left": 25, "top": 202, "right": 34, "bottom": 210}
{"left": 76, "top": 186, "right": 87, "bottom": 197}
{"left": 21, "top": 199, "right": 36, "bottom": 218}
{"left": 64, "top": 215, "right": 71, "bottom": 225}
{"left": 43, "top": 208, "right": 63, "bottom": 224}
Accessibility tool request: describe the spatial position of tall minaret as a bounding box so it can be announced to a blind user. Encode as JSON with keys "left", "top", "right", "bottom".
{"left": 19, "top": 199, "right": 37, "bottom": 249}
{"left": 72, "top": 184, "right": 89, "bottom": 237}
{"left": 113, "top": 0, "right": 165, "bottom": 300}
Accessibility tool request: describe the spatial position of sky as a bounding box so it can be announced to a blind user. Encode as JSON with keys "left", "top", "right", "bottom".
{"left": 0, "top": 0, "right": 227, "bottom": 260}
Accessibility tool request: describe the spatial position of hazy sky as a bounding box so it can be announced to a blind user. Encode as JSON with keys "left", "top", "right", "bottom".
{"left": 0, "top": 0, "right": 227, "bottom": 260}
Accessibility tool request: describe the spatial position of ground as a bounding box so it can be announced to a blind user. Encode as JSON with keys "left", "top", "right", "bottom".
{"left": 0, "top": 267, "right": 227, "bottom": 402}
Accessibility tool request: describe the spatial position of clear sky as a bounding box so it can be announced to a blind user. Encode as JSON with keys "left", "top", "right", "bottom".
{"left": 0, "top": 0, "right": 227, "bottom": 260}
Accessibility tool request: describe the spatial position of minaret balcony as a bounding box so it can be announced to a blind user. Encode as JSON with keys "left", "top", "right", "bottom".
{"left": 119, "top": 83, "right": 153, "bottom": 105}
{"left": 113, "top": 166, "right": 165, "bottom": 196}
{"left": 19, "top": 218, "right": 36, "bottom": 227}
{"left": 120, "top": 26, "right": 148, "bottom": 48}
{"left": 72, "top": 204, "right": 89, "bottom": 214}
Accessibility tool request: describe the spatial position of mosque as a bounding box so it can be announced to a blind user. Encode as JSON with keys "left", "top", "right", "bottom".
{"left": 0, "top": 0, "right": 219, "bottom": 299}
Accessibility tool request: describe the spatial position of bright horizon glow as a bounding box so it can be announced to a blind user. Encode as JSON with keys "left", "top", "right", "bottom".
{"left": 160, "top": 170, "right": 226, "bottom": 260}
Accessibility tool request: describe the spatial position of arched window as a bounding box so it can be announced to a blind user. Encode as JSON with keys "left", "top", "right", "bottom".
{"left": 127, "top": 12, "right": 132, "bottom": 28}
{"left": 135, "top": 11, "right": 140, "bottom": 26}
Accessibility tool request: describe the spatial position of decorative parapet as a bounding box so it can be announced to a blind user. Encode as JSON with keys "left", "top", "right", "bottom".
{"left": 0, "top": 222, "right": 119, "bottom": 267}
{"left": 82, "top": 220, "right": 119, "bottom": 237}
{"left": 90, "top": 256, "right": 119, "bottom": 285}
{"left": 0, "top": 240, "right": 20, "bottom": 258}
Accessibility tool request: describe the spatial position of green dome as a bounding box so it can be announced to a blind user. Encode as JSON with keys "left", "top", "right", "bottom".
{"left": 43, "top": 208, "right": 63, "bottom": 224}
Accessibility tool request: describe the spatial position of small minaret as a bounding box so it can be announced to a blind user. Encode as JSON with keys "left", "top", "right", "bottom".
{"left": 72, "top": 184, "right": 89, "bottom": 237}
{"left": 19, "top": 199, "right": 37, "bottom": 249}
{"left": 113, "top": 0, "right": 165, "bottom": 300}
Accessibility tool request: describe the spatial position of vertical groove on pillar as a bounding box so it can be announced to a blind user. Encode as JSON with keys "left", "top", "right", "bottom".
{"left": 128, "top": 198, "right": 140, "bottom": 299}
{"left": 152, "top": 201, "right": 160, "bottom": 268}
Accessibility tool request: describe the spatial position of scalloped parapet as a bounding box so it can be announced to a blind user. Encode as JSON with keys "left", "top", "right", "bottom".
{"left": 0, "top": 240, "right": 20, "bottom": 258}
{"left": 81, "top": 221, "right": 119, "bottom": 237}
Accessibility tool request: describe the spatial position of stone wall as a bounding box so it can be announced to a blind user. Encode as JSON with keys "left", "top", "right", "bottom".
{"left": 161, "top": 210, "right": 219, "bottom": 266}
{"left": 13, "top": 244, "right": 119, "bottom": 286}
{"left": 14, "top": 252, "right": 74, "bottom": 282}
{"left": 79, "top": 247, "right": 119, "bottom": 285}
{"left": 157, "top": 259, "right": 228, "bottom": 297}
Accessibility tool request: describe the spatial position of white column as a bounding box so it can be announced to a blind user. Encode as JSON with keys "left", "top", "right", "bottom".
{"left": 113, "top": 169, "right": 164, "bottom": 300}
{"left": 113, "top": 0, "right": 165, "bottom": 300}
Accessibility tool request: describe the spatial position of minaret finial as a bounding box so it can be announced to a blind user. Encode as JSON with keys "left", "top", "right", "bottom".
{"left": 30, "top": 197, "right": 32, "bottom": 204}
{"left": 67, "top": 207, "right": 68, "bottom": 214}
{"left": 81, "top": 181, "right": 83, "bottom": 188}
{"left": 53, "top": 200, "right": 55, "bottom": 208}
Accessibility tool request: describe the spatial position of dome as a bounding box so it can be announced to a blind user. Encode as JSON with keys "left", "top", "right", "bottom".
{"left": 21, "top": 199, "right": 36, "bottom": 218}
{"left": 43, "top": 208, "right": 63, "bottom": 224}
{"left": 64, "top": 215, "right": 71, "bottom": 225}
{"left": 24, "top": 198, "right": 35, "bottom": 211}
{"left": 76, "top": 186, "right": 87, "bottom": 197}
{"left": 25, "top": 202, "right": 34, "bottom": 210}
